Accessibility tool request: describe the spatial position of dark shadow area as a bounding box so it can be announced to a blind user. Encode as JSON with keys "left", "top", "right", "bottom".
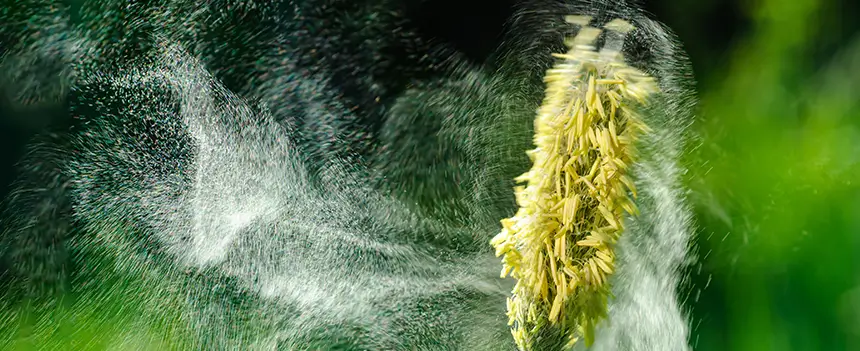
{"left": 408, "top": 0, "right": 515, "bottom": 64}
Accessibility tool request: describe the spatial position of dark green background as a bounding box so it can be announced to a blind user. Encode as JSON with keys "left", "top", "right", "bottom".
{"left": 650, "top": 0, "right": 860, "bottom": 349}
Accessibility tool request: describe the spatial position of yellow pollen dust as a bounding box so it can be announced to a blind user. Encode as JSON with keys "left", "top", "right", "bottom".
{"left": 490, "top": 17, "right": 658, "bottom": 349}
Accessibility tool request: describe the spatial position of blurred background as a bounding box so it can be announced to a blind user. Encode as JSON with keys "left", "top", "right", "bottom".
{"left": 1, "top": 0, "right": 858, "bottom": 349}
{"left": 643, "top": 0, "right": 860, "bottom": 349}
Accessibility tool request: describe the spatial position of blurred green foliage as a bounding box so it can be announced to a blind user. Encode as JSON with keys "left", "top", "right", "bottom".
{"left": 0, "top": 235, "right": 193, "bottom": 350}
{"left": 663, "top": 0, "right": 860, "bottom": 349}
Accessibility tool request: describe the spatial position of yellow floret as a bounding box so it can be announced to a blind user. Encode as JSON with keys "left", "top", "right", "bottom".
{"left": 492, "top": 17, "right": 658, "bottom": 349}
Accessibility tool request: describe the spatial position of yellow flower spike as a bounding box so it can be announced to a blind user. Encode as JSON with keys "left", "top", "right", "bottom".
{"left": 491, "top": 17, "right": 659, "bottom": 350}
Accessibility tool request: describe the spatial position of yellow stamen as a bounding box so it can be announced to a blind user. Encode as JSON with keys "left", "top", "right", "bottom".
{"left": 490, "top": 17, "right": 658, "bottom": 350}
